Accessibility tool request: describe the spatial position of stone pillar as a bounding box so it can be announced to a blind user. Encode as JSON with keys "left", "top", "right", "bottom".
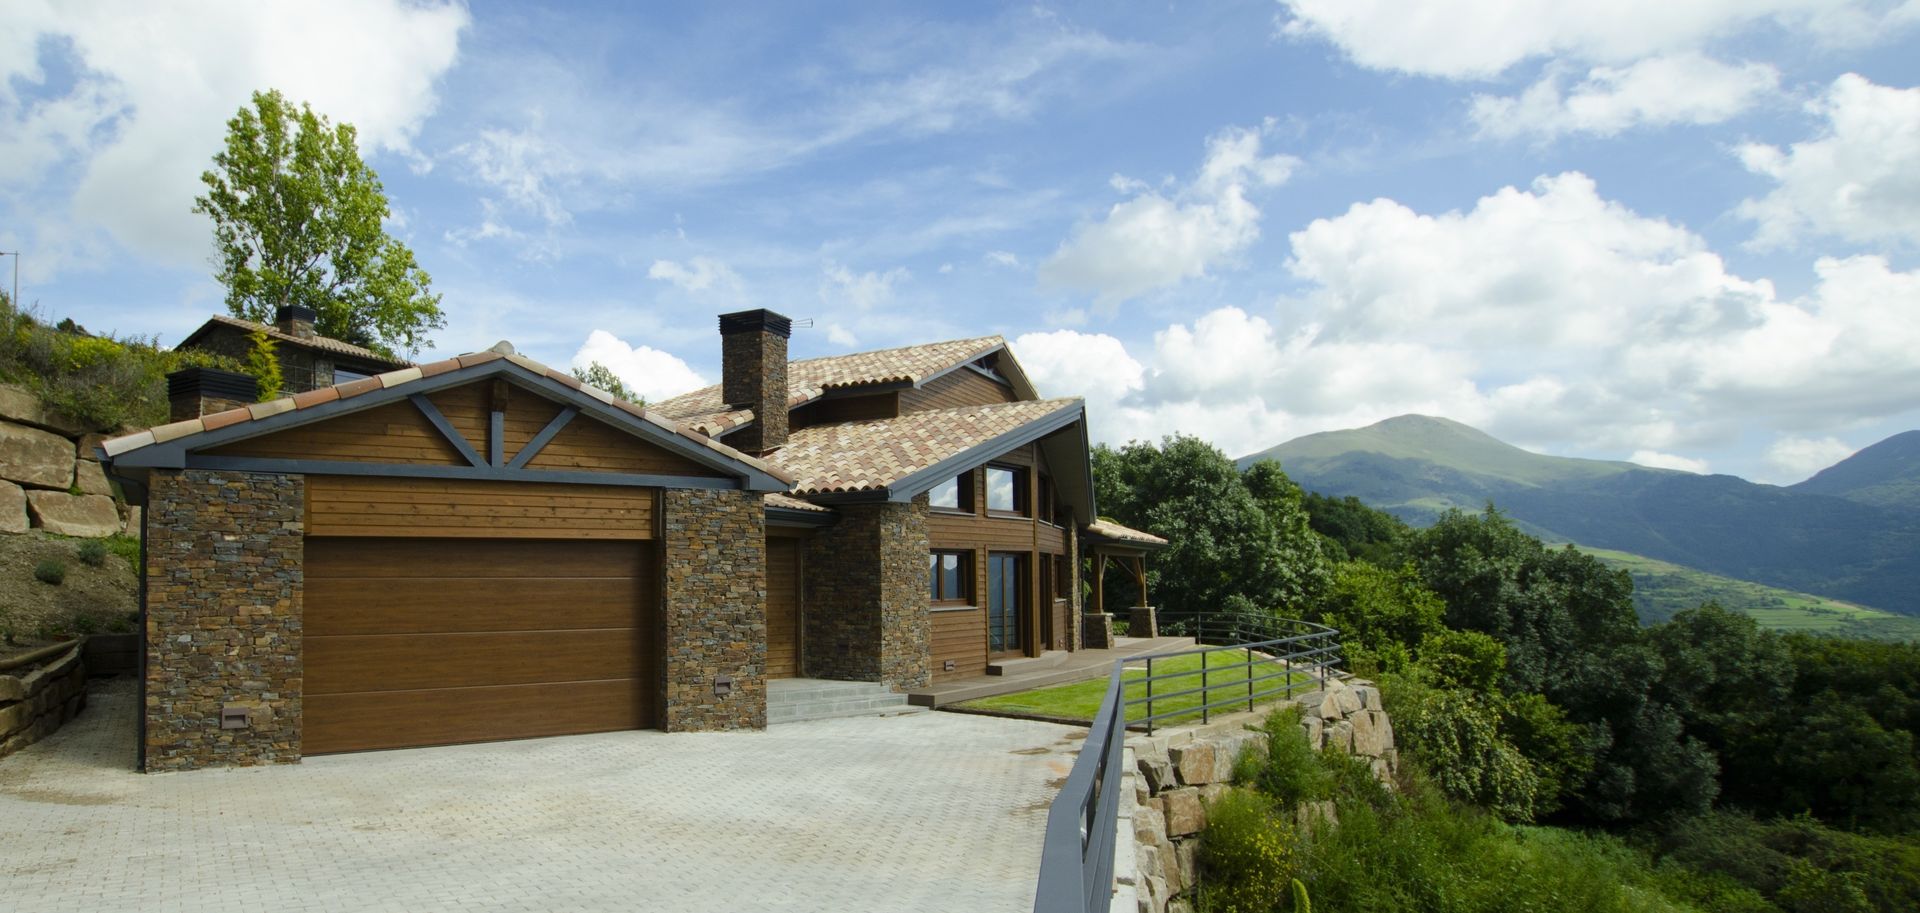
{"left": 661, "top": 487, "right": 767, "bottom": 731}
{"left": 1130, "top": 606, "right": 1159, "bottom": 639}
{"left": 143, "top": 469, "right": 303, "bottom": 771}
{"left": 1083, "top": 612, "right": 1116, "bottom": 649}
{"left": 801, "top": 497, "right": 931, "bottom": 690}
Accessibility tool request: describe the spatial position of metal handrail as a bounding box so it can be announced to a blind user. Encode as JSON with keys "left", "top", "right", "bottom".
{"left": 1033, "top": 617, "right": 1342, "bottom": 912}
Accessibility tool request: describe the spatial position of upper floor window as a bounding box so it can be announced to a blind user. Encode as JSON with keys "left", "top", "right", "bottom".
{"left": 929, "top": 550, "right": 972, "bottom": 603}
{"left": 929, "top": 473, "right": 972, "bottom": 512}
{"left": 986, "top": 465, "right": 1027, "bottom": 515}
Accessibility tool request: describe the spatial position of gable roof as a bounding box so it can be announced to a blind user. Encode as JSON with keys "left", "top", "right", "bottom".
{"left": 179, "top": 315, "right": 411, "bottom": 369}
{"left": 773, "top": 397, "right": 1083, "bottom": 498}
{"left": 101, "top": 347, "right": 792, "bottom": 491}
{"left": 1085, "top": 519, "right": 1169, "bottom": 551}
{"left": 653, "top": 335, "right": 1035, "bottom": 436}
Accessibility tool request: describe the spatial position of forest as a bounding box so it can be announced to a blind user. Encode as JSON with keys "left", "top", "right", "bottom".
{"left": 1095, "top": 436, "right": 1920, "bottom": 913}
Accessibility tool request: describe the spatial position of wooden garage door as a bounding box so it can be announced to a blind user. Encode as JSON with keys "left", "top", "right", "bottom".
{"left": 304, "top": 537, "right": 658, "bottom": 754}
{"left": 766, "top": 537, "right": 800, "bottom": 679}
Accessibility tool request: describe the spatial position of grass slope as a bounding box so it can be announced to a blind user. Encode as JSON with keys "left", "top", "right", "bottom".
{"left": 1791, "top": 429, "right": 1920, "bottom": 514}
{"left": 956, "top": 650, "right": 1312, "bottom": 725}
{"left": 1577, "top": 546, "right": 1920, "bottom": 640}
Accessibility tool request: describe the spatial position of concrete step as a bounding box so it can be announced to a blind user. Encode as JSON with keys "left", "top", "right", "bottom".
{"left": 987, "top": 650, "right": 1069, "bottom": 677}
{"left": 767, "top": 678, "right": 917, "bottom": 724}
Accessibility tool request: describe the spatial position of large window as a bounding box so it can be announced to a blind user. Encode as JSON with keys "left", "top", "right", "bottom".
{"left": 928, "top": 550, "right": 972, "bottom": 604}
{"left": 928, "top": 473, "right": 972, "bottom": 512}
{"left": 985, "top": 465, "right": 1027, "bottom": 515}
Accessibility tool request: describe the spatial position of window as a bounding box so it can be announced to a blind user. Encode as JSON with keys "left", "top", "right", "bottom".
{"left": 985, "top": 465, "right": 1027, "bottom": 515}
{"left": 928, "top": 473, "right": 972, "bottom": 512}
{"left": 928, "top": 550, "right": 972, "bottom": 603}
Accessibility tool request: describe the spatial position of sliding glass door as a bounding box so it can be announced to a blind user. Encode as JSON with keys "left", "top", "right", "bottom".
{"left": 987, "top": 552, "right": 1025, "bottom": 656}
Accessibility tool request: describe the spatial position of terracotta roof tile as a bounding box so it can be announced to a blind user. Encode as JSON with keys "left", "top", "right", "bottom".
{"left": 246, "top": 399, "right": 295, "bottom": 420}
{"left": 456, "top": 351, "right": 502, "bottom": 369}
{"left": 376, "top": 366, "right": 423, "bottom": 388}
{"left": 653, "top": 336, "right": 1005, "bottom": 425}
{"left": 200, "top": 408, "right": 252, "bottom": 432}
{"left": 291, "top": 386, "right": 340, "bottom": 409}
{"left": 1085, "top": 519, "right": 1168, "bottom": 547}
{"left": 766, "top": 492, "right": 831, "bottom": 513}
{"left": 770, "top": 398, "right": 1078, "bottom": 496}
{"left": 149, "top": 418, "right": 203, "bottom": 444}
{"left": 334, "top": 376, "right": 383, "bottom": 399}
{"left": 418, "top": 357, "right": 462, "bottom": 378}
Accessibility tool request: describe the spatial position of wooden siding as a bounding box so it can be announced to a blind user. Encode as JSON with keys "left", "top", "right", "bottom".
{"left": 766, "top": 537, "right": 800, "bottom": 678}
{"left": 523, "top": 408, "right": 721, "bottom": 476}
{"left": 933, "top": 607, "right": 987, "bottom": 680}
{"left": 307, "top": 476, "right": 657, "bottom": 539}
{"left": 208, "top": 397, "right": 464, "bottom": 465}
{"left": 900, "top": 368, "right": 1016, "bottom": 413}
{"left": 426, "top": 383, "right": 564, "bottom": 464}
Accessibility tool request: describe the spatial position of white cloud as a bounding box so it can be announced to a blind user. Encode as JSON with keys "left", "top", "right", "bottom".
{"left": 819, "top": 262, "right": 909, "bottom": 310}
{"left": 1630, "top": 450, "right": 1710, "bottom": 473}
{"left": 1737, "top": 74, "right": 1920, "bottom": 249}
{"left": 570, "top": 329, "right": 708, "bottom": 404}
{"left": 1275, "top": 0, "right": 1913, "bottom": 80}
{"left": 984, "top": 250, "right": 1021, "bottom": 268}
{"left": 1040, "top": 123, "right": 1298, "bottom": 303}
{"left": 1471, "top": 54, "right": 1779, "bottom": 140}
{"left": 1764, "top": 435, "right": 1857, "bottom": 483}
{"left": 1009, "top": 330, "right": 1145, "bottom": 438}
{"left": 648, "top": 257, "right": 745, "bottom": 296}
{"left": 1, "top": 0, "right": 468, "bottom": 271}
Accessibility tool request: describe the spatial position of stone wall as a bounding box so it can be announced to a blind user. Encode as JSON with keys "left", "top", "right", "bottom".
{"left": 0, "top": 643, "right": 87, "bottom": 759}
{"left": 800, "top": 497, "right": 931, "bottom": 690}
{"left": 1117, "top": 675, "right": 1398, "bottom": 913}
{"left": 0, "top": 383, "right": 134, "bottom": 538}
{"left": 143, "top": 469, "right": 304, "bottom": 771}
{"left": 661, "top": 487, "right": 768, "bottom": 731}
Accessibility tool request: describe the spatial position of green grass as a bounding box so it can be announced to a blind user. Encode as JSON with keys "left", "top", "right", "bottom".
{"left": 1577, "top": 546, "right": 1920, "bottom": 640}
{"left": 956, "top": 650, "right": 1314, "bottom": 725}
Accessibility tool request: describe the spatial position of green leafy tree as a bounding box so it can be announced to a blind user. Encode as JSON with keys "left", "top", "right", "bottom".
{"left": 1309, "top": 561, "right": 1446, "bottom": 675}
{"left": 572, "top": 361, "right": 641, "bottom": 405}
{"left": 1301, "top": 490, "right": 1410, "bottom": 567}
{"left": 245, "top": 329, "right": 283, "bottom": 401}
{"left": 194, "top": 89, "right": 443, "bottom": 358}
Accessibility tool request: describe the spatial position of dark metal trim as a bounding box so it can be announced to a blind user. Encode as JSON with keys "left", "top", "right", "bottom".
{"left": 766, "top": 506, "right": 837, "bottom": 528}
{"left": 508, "top": 406, "right": 578, "bottom": 470}
{"left": 885, "top": 401, "right": 1084, "bottom": 503}
{"left": 408, "top": 394, "right": 483, "bottom": 467}
{"left": 489, "top": 410, "right": 505, "bottom": 468}
{"left": 183, "top": 455, "right": 740, "bottom": 490}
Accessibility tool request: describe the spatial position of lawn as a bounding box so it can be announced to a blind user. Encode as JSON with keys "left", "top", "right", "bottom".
{"left": 956, "top": 650, "right": 1319, "bottom": 726}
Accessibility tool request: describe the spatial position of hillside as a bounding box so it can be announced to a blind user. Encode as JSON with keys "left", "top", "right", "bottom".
{"left": 1578, "top": 546, "right": 1920, "bottom": 640}
{"left": 1242, "top": 416, "right": 1920, "bottom": 616}
{"left": 1791, "top": 429, "right": 1920, "bottom": 514}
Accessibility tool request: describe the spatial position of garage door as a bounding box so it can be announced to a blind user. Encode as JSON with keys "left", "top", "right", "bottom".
{"left": 304, "top": 537, "right": 658, "bottom": 754}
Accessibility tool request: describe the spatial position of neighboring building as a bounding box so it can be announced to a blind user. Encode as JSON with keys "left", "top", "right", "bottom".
{"left": 176, "top": 305, "right": 410, "bottom": 399}
{"left": 100, "top": 309, "right": 1163, "bottom": 771}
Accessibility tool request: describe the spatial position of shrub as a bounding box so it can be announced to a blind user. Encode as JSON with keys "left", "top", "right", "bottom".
{"left": 1239, "top": 705, "right": 1334, "bottom": 807}
{"left": 34, "top": 559, "right": 66, "bottom": 585}
{"left": 1198, "top": 788, "right": 1300, "bottom": 913}
{"left": 245, "top": 328, "right": 282, "bottom": 401}
{"left": 1380, "top": 672, "right": 1543, "bottom": 821}
{"left": 0, "top": 295, "right": 247, "bottom": 430}
{"left": 104, "top": 534, "right": 141, "bottom": 569}
{"left": 76, "top": 538, "right": 108, "bottom": 567}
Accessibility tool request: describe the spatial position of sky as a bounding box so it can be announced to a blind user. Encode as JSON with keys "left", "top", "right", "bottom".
{"left": 3, "top": 1, "right": 1918, "bottom": 485}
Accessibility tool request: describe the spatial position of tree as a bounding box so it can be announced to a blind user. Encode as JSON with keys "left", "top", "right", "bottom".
{"left": 194, "top": 89, "right": 443, "bottom": 358}
{"left": 245, "top": 329, "right": 283, "bottom": 401}
{"left": 572, "top": 361, "right": 641, "bottom": 405}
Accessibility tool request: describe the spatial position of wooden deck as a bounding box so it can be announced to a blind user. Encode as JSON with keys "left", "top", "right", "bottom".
{"left": 907, "top": 635, "right": 1196, "bottom": 708}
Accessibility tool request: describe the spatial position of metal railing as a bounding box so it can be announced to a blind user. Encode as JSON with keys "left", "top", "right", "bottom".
{"left": 1033, "top": 617, "right": 1342, "bottom": 913}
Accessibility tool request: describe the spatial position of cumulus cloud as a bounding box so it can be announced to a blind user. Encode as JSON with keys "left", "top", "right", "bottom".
{"left": 0, "top": 0, "right": 468, "bottom": 271}
{"left": 1764, "top": 435, "right": 1857, "bottom": 483}
{"left": 1039, "top": 123, "right": 1298, "bottom": 303}
{"left": 648, "top": 257, "right": 745, "bottom": 296}
{"left": 570, "top": 329, "right": 708, "bottom": 403}
{"left": 1009, "top": 329, "right": 1145, "bottom": 439}
{"left": 1471, "top": 54, "right": 1780, "bottom": 140}
{"left": 1737, "top": 74, "right": 1920, "bottom": 249}
{"left": 1631, "top": 450, "right": 1710, "bottom": 473}
{"left": 819, "top": 262, "right": 909, "bottom": 310}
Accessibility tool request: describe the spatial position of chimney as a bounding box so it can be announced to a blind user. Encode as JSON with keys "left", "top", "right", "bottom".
{"left": 719, "top": 309, "right": 791, "bottom": 452}
{"left": 167, "top": 368, "right": 259, "bottom": 422}
{"left": 274, "top": 304, "right": 317, "bottom": 340}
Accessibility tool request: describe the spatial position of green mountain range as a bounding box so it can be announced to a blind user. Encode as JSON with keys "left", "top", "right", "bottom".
{"left": 1240, "top": 415, "right": 1920, "bottom": 617}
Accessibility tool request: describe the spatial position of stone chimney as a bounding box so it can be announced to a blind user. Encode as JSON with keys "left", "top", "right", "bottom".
{"left": 167, "top": 368, "right": 259, "bottom": 422}
{"left": 274, "top": 304, "right": 317, "bottom": 340}
{"left": 719, "top": 309, "right": 791, "bottom": 452}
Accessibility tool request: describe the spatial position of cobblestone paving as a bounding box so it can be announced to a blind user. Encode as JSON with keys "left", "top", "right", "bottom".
{"left": 0, "top": 681, "right": 1083, "bottom": 913}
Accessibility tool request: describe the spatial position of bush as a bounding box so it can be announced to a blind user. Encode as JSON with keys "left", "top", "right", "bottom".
{"left": 0, "top": 294, "right": 246, "bottom": 431}
{"left": 1649, "top": 811, "right": 1920, "bottom": 913}
{"left": 104, "top": 534, "right": 141, "bottom": 569}
{"left": 1199, "top": 788, "right": 1300, "bottom": 913}
{"left": 1239, "top": 705, "right": 1334, "bottom": 808}
{"left": 34, "top": 559, "right": 66, "bottom": 585}
{"left": 76, "top": 538, "right": 108, "bottom": 567}
{"left": 1381, "top": 672, "right": 1543, "bottom": 821}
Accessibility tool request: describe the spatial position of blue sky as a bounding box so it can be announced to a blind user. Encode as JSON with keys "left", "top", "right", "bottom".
{"left": 4, "top": 1, "right": 1918, "bottom": 483}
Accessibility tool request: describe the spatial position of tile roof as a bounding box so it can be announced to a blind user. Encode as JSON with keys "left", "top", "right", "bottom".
{"left": 99, "top": 347, "right": 795, "bottom": 485}
{"left": 766, "top": 492, "right": 832, "bottom": 513}
{"left": 770, "top": 398, "right": 1079, "bottom": 496}
{"left": 186, "top": 315, "right": 413, "bottom": 367}
{"left": 1085, "top": 519, "right": 1169, "bottom": 548}
{"left": 652, "top": 335, "right": 1007, "bottom": 432}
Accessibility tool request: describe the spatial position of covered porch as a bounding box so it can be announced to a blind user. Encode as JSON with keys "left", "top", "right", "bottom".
{"left": 1082, "top": 519, "right": 1171, "bottom": 647}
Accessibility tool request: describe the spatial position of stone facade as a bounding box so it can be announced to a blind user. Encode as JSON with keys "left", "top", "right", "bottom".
{"left": 801, "top": 498, "right": 931, "bottom": 690}
{"left": 143, "top": 469, "right": 304, "bottom": 771}
{"left": 0, "top": 643, "right": 87, "bottom": 760}
{"left": 719, "top": 311, "right": 789, "bottom": 453}
{"left": 0, "top": 382, "right": 137, "bottom": 536}
{"left": 661, "top": 487, "right": 768, "bottom": 731}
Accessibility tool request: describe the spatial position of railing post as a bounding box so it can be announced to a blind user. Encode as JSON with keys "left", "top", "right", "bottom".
{"left": 1145, "top": 655, "right": 1154, "bottom": 735}
{"left": 1247, "top": 646, "right": 1255, "bottom": 714}
{"left": 1200, "top": 648, "right": 1210, "bottom": 725}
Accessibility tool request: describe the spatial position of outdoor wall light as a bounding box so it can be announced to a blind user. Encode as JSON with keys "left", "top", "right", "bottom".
{"left": 714, "top": 675, "right": 734, "bottom": 697}
{"left": 220, "top": 705, "right": 250, "bottom": 730}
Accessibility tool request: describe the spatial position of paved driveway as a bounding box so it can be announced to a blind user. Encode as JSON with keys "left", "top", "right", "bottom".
{"left": 0, "top": 681, "right": 1081, "bottom": 913}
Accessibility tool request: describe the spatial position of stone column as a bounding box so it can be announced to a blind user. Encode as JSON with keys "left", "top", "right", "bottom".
{"left": 143, "top": 469, "right": 303, "bottom": 771}
{"left": 801, "top": 498, "right": 931, "bottom": 690}
{"left": 661, "top": 487, "right": 767, "bottom": 731}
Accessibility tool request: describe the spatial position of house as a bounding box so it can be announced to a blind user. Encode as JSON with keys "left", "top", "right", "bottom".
{"left": 100, "top": 309, "right": 1164, "bottom": 771}
{"left": 175, "top": 304, "right": 411, "bottom": 403}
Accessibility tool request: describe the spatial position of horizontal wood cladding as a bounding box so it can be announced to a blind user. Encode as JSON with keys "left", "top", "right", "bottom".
{"left": 932, "top": 607, "right": 987, "bottom": 680}
{"left": 308, "top": 629, "right": 645, "bottom": 694}
{"left": 307, "top": 476, "right": 657, "bottom": 539}
{"left": 901, "top": 368, "right": 1016, "bottom": 414}
{"left": 306, "top": 680, "right": 647, "bottom": 755}
{"left": 929, "top": 512, "right": 1034, "bottom": 551}
{"left": 790, "top": 392, "right": 899, "bottom": 430}
{"left": 523, "top": 405, "right": 721, "bottom": 476}
{"left": 766, "top": 537, "right": 800, "bottom": 679}
{"left": 208, "top": 398, "right": 465, "bottom": 465}
{"left": 1037, "top": 522, "right": 1066, "bottom": 554}
{"left": 426, "top": 382, "right": 561, "bottom": 464}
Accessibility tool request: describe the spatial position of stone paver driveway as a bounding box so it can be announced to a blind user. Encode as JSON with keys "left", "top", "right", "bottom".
{"left": 0, "top": 682, "right": 1082, "bottom": 913}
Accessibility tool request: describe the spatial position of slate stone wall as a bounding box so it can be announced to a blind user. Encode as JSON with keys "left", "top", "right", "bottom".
{"left": 661, "top": 487, "right": 767, "bottom": 731}
{"left": 143, "top": 469, "right": 303, "bottom": 771}
{"left": 801, "top": 497, "right": 930, "bottom": 690}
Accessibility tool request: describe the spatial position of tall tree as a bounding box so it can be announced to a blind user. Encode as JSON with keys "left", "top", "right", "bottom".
{"left": 194, "top": 89, "right": 444, "bottom": 357}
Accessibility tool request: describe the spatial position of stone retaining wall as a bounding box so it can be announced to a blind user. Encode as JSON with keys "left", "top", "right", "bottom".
{"left": 0, "top": 644, "right": 87, "bottom": 759}
{"left": 1115, "top": 674, "right": 1398, "bottom": 913}
{"left": 0, "top": 383, "right": 135, "bottom": 538}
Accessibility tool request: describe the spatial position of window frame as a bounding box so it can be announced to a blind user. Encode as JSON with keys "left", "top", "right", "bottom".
{"left": 984, "top": 464, "right": 1029, "bottom": 517}
{"left": 927, "top": 472, "right": 974, "bottom": 514}
{"left": 928, "top": 549, "right": 974, "bottom": 605}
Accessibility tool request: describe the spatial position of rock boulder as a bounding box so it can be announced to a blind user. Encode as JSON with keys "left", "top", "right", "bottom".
{"left": 26, "top": 491, "right": 120, "bottom": 537}
{"left": 0, "top": 480, "right": 26, "bottom": 533}
{"left": 0, "top": 421, "right": 76, "bottom": 490}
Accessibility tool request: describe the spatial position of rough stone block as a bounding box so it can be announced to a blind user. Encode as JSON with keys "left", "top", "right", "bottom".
{"left": 1174, "top": 840, "right": 1197, "bottom": 893}
{"left": 75, "top": 459, "right": 112, "bottom": 496}
{"left": 1371, "top": 757, "right": 1393, "bottom": 785}
{"left": 1139, "top": 753, "right": 1178, "bottom": 794}
{"left": 1168, "top": 899, "right": 1195, "bottom": 913}
{"left": 1325, "top": 719, "right": 1355, "bottom": 754}
{"left": 0, "top": 701, "right": 24, "bottom": 737}
{"left": 1356, "top": 685, "right": 1383, "bottom": 712}
{"left": 0, "top": 420, "right": 77, "bottom": 489}
{"left": 1301, "top": 714, "right": 1323, "bottom": 751}
{"left": 0, "top": 479, "right": 26, "bottom": 533}
{"left": 0, "top": 675, "right": 22, "bottom": 702}
{"left": 1162, "top": 787, "right": 1205, "bottom": 836}
{"left": 1213, "top": 730, "right": 1264, "bottom": 779}
{"left": 0, "top": 384, "right": 86, "bottom": 435}
{"left": 1295, "top": 799, "right": 1339, "bottom": 836}
{"left": 122, "top": 504, "right": 142, "bottom": 536}
{"left": 1334, "top": 686, "right": 1364, "bottom": 716}
{"left": 26, "top": 491, "right": 120, "bottom": 537}
{"left": 1171, "top": 741, "right": 1219, "bottom": 785}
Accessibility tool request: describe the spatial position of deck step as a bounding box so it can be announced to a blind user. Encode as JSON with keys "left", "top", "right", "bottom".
{"left": 766, "top": 678, "right": 918, "bottom": 724}
{"left": 987, "top": 650, "right": 1069, "bottom": 676}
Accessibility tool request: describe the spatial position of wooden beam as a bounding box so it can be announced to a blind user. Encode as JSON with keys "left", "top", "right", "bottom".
{"left": 507, "top": 406, "right": 578, "bottom": 470}
{"left": 1133, "top": 556, "right": 1149, "bottom": 608}
{"left": 408, "top": 394, "right": 484, "bottom": 467}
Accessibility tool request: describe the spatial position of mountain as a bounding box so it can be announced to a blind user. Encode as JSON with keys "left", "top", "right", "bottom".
{"left": 1240, "top": 416, "right": 1920, "bottom": 616}
{"left": 1791, "top": 430, "right": 1920, "bottom": 514}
